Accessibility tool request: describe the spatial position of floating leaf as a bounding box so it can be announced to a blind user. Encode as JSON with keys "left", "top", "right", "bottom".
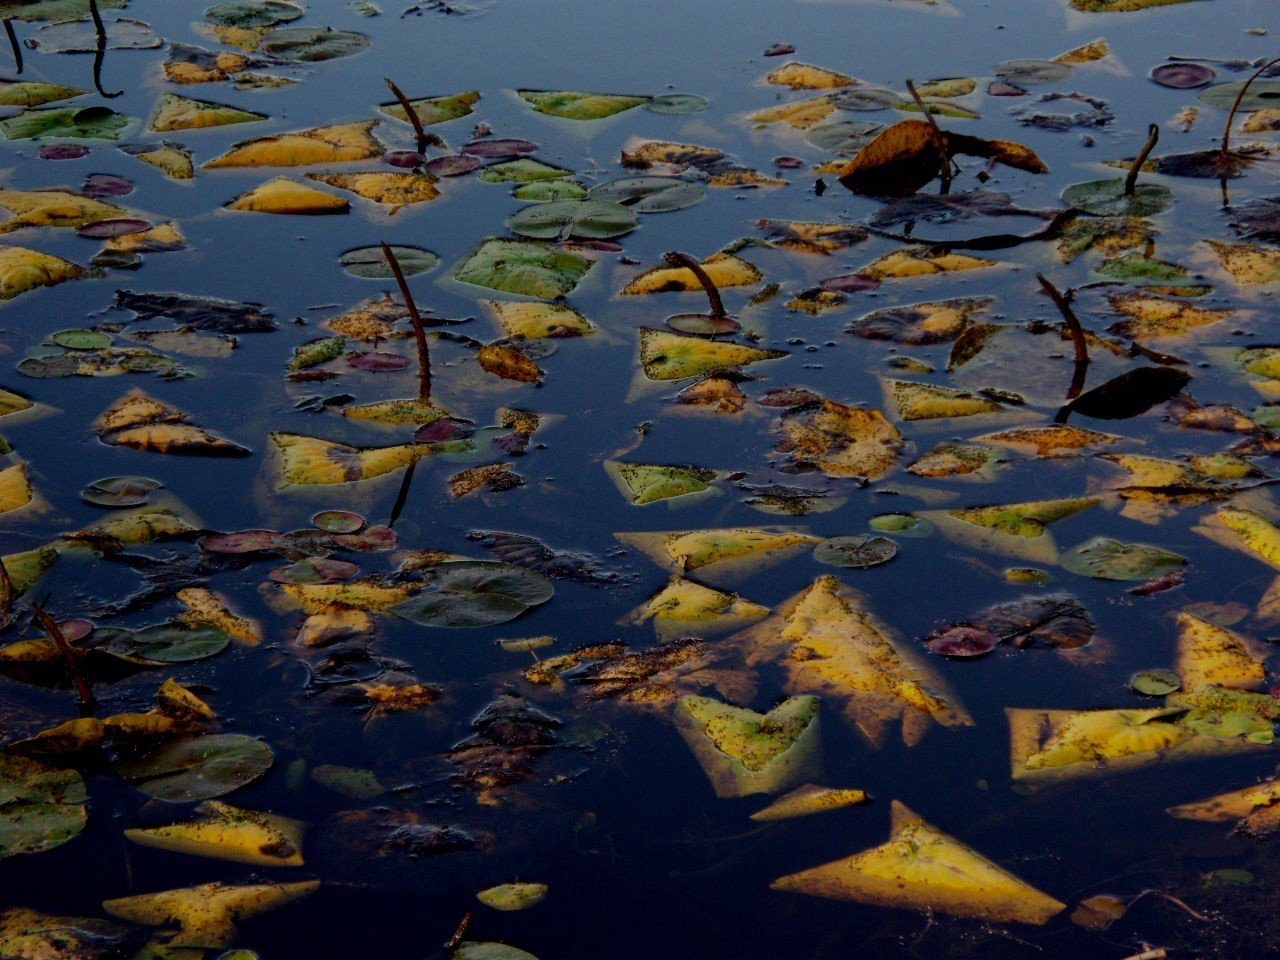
{"left": 1067, "top": 367, "right": 1190, "bottom": 420}
{"left": 0, "top": 756, "right": 86, "bottom": 858}
{"left": 674, "top": 695, "right": 822, "bottom": 797}
{"left": 813, "top": 535, "right": 898, "bottom": 569}
{"left": 622, "top": 253, "right": 761, "bottom": 294}
{"left": 307, "top": 172, "right": 440, "bottom": 208}
{"left": 148, "top": 94, "right": 264, "bottom": 133}
{"left": 115, "top": 734, "right": 273, "bottom": 803}
{"left": 103, "top": 880, "right": 317, "bottom": 949}
{"left": 1205, "top": 240, "right": 1280, "bottom": 285}
{"left": 887, "top": 380, "right": 1003, "bottom": 421}
{"left": 391, "top": 561, "right": 554, "bottom": 628}
{"left": 0, "top": 246, "right": 91, "bottom": 299}
{"left": 476, "top": 884, "right": 548, "bottom": 912}
{"left": 97, "top": 390, "right": 250, "bottom": 457}
{"left": 379, "top": 90, "right": 479, "bottom": 126}
{"left": 341, "top": 245, "right": 437, "bottom": 279}
{"left": 605, "top": 461, "right": 717, "bottom": 505}
{"left": 1060, "top": 537, "right": 1187, "bottom": 581}
{"left": 1062, "top": 179, "right": 1172, "bottom": 217}
{"left": 258, "top": 26, "right": 370, "bottom": 61}
{"left": 517, "top": 90, "right": 649, "bottom": 120}
{"left": 639, "top": 328, "right": 785, "bottom": 381}
{"left": 272, "top": 433, "right": 443, "bottom": 485}
{"left": 125, "top": 801, "right": 305, "bottom": 867}
{"left": 506, "top": 200, "right": 636, "bottom": 240}
{"left": 750, "top": 784, "right": 869, "bottom": 821}
{"left": 204, "top": 121, "right": 382, "bottom": 168}
{"left": 455, "top": 239, "right": 592, "bottom": 299}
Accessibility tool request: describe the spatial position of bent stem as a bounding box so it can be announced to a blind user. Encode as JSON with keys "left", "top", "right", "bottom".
{"left": 1037, "top": 272, "right": 1089, "bottom": 402}
{"left": 4, "top": 19, "right": 20, "bottom": 75}
{"left": 1221, "top": 55, "right": 1280, "bottom": 160}
{"left": 906, "top": 78, "right": 952, "bottom": 195}
{"left": 89, "top": 0, "right": 122, "bottom": 98}
{"left": 663, "top": 251, "right": 726, "bottom": 318}
{"left": 385, "top": 77, "right": 428, "bottom": 155}
{"left": 380, "top": 241, "right": 432, "bottom": 404}
{"left": 1124, "top": 124, "right": 1159, "bottom": 197}
{"left": 30, "top": 601, "right": 95, "bottom": 711}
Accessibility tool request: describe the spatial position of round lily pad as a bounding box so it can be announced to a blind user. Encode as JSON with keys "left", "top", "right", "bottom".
{"left": 513, "top": 180, "right": 588, "bottom": 202}
{"left": 1061, "top": 179, "right": 1173, "bottom": 217}
{"left": 425, "top": 154, "right": 481, "bottom": 177}
{"left": 39, "top": 143, "right": 87, "bottom": 160}
{"left": 115, "top": 733, "right": 273, "bottom": 802}
{"left": 1060, "top": 537, "right": 1187, "bottom": 581}
{"left": 1131, "top": 669, "right": 1181, "bottom": 696}
{"left": 1150, "top": 62, "right": 1215, "bottom": 89}
{"left": 312, "top": 510, "right": 364, "bottom": 534}
{"left": 200, "top": 529, "right": 286, "bottom": 554}
{"left": 830, "top": 88, "right": 897, "bottom": 111}
{"left": 348, "top": 351, "right": 410, "bottom": 372}
{"left": 340, "top": 245, "right": 437, "bottom": 279}
{"left": 205, "top": 0, "right": 304, "bottom": 27}
{"left": 869, "top": 514, "right": 934, "bottom": 537}
{"left": 819, "top": 272, "right": 880, "bottom": 293}
{"left": 646, "top": 93, "right": 709, "bottom": 114}
{"left": 806, "top": 120, "right": 883, "bottom": 152}
{"left": 994, "top": 59, "right": 1073, "bottom": 85}
{"left": 0, "top": 755, "right": 87, "bottom": 858}
{"left": 332, "top": 524, "right": 397, "bottom": 552}
{"left": 666, "top": 313, "right": 741, "bottom": 335}
{"left": 83, "top": 173, "right": 134, "bottom": 198}
{"left": 814, "top": 535, "right": 898, "bottom": 569}
{"left": 75, "top": 218, "right": 151, "bottom": 239}
{"left": 258, "top": 26, "right": 370, "bottom": 62}
{"left": 1199, "top": 79, "right": 1280, "bottom": 111}
{"left": 392, "top": 561, "right": 554, "bottom": 627}
{"left": 81, "top": 475, "right": 161, "bottom": 507}
{"left": 102, "top": 624, "right": 231, "bottom": 663}
{"left": 925, "top": 626, "right": 997, "bottom": 658}
{"left": 17, "top": 355, "right": 78, "bottom": 378}
{"left": 269, "top": 557, "right": 359, "bottom": 584}
{"left": 51, "top": 329, "right": 111, "bottom": 350}
{"left": 589, "top": 176, "right": 705, "bottom": 213}
{"left": 506, "top": 199, "right": 637, "bottom": 240}
{"left": 463, "top": 138, "right": 538, "bottom": 158}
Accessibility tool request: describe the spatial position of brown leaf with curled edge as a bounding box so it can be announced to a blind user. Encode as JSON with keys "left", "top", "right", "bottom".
{"left": 1070, "top": 895, "right": 1127, "bottom": 931}
{"left": 477, "top": 344, "right": 542, "bottom": 383}
{"left": 96, "top": 389, "right": 250, "bottom": 457}
{"left": 449, "top": 463, "right": 523, "bottom": 499}
{"left": 971, "top": 595, "right": 1094, "bottom": 649}
{"left": 838, "top": 120, "right": 1047, "bottom": 196}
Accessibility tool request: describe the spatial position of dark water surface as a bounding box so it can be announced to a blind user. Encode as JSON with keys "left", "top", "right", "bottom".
{"left": 3, "top": 0, "right": 1280, "bottom": 958}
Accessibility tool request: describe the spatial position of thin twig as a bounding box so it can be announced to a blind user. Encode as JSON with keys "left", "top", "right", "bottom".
{"left": 0, "top": 553, "right": 12, "bottom": 625}
{"left": 4, "top": 20, "right": 21, "bottom": 75}
{"left": 1124, "top": 124, "right": 1160, "bottom": 197}
{"left": 385, "top": 77, "right": 427, "bottom": 155}
{"left": 1222, "top": 55, "right": 1280, "bottom": 160}
{"left": 1119, "top": 949, "right": 1166, "bottom": 960}
{"left": 379, "top": 241, "right": 431, "bottom": 404}
{"left": 388, "top": 455, "right": 418, "bottom": 527}
{"left": 1037, "top": 273, "right": 1089, "bottom": 367}
{"left": 89, "top": 0, "right": 121, "bottom": 98}
{"left": 1129, "top": 888, "right": 1212, "bottom": 922}
{"left": 906, "top": 78, "right": 952, "bottom": 195}
{"left": 663, "top": 251, "right": 726, "bottom": 317}
{"left": 29, "top": 602, "right": 95, "bottom": 710}
{"left": 444, "top": 911, "right": 472, "bottom": 950}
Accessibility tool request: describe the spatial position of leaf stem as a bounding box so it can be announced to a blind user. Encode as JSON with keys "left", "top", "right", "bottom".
{"left": 89, "top": 0, "right": 121, "bottom": 98}
{"left": 30, "top": 601, "right": 95, "bottom": 711}
{"left": 1124, "top": 124, "right": 1159, "bottom": 197}
{"left": 1037, "top": 272, "right": 1090, "bottom": 406}
{"left": 4, "top": 19, "right": 21, "bottom": 75}
{"left": 1221, "top": 55, "right": 1280, "bottom": 160}
{"left": 380, "top": 241, "right": 432, "bottom": 404}
{"left": 906, "top": 78, "right": 952, "bottom": 195}
{"left": 663, "top": 251, "right": 726, "bottom": 318}
{"left": 385, "top": 77, "right": 428, "bottom": 155}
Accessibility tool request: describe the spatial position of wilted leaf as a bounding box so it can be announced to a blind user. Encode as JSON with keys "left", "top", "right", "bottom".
{"left": 639, "top": 328, "right": 786, "bottom": 381}
{"left": 103, "top": 880, "right": 318, "bottom": 948}
{"left": 226, "top": 177, "right": 349, "bottom": 214}
{"left": 204, "top": 121, "right": 382, "bottom": 168}
{"left": 674, "top": 695, "right": 822, "bottom": 797}
{"left": 517, "top": 90, "right": 649, "bottom": 120}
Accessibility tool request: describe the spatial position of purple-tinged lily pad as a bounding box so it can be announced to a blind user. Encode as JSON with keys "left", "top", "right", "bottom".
{"left": 463, "top": 138, "right": 537, "bottom": 158}
{"left": 56, "top": 619, "right": 94, "bottom": 643}
{"left": 332, "top": 524, "right": 397, "bottom": 552}
{"left": 269, "top": 557, "right": 359, "bottom": 584}
{"left": 415, "top": 417, "right": 476, "bottom": 442}
{"left": 347, "top": 351, "right": 410, "bottom": 372}
{"left": 924, "top": 625, "right": 997, "bottom": 657}
{"left": 426, "top": 154, "right": 482, "bottom": 177}
{"left": 1150, "top": 62, "right": 1215, "bottom": 89}
{"left": 201, "top": 529, "right": 286, "bottom": 554}
{"left": 82, "top": 173, "right": 133, "bottom": 198}
{"left": 312, "top": 510, "right": 365, "bottom": 535}
{"left": 75, "top": 218, "right": 151, "bottom": 239}
{"left": 39, "top": 143, "right": 88, "bottom": 160}
{"left": 384, "top": 150, "right": 424, "bottom": 169}
{"left": 819, "top": 272, "right": 880, "bottom": 293}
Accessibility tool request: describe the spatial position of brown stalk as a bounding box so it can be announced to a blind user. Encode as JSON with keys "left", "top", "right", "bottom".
{"left": 0, "top": 553, "right": 12, "bottom": 624}
{"left": 4, "top": 19, "right": 21, "bottom": 75}
{"left": 444, "top": 912, "right": 472, "bottom": 950}
{"left": 1221, "top": 55, "right": 1280, "bottom": 160}
{"left": 906, "top": 78, "right": 952, "bottom": 195}
{"left": 1124, "top": 124, "right": 1160, "bottom": 197}
{"left": 663, "top": 251, "right": 726, "bottom": 317}
{"left": 30, "top": 601, "right": 95, "bottom": 710}
{"left": 379, "top": 241, "right": 431, "bottom": 404}
{"left": 1037, "top": 272, "right": 1090, "bottom": 407}
{"left": 385, "top": 77, "right": 428, "bottom": 155}
{"left": 89, "top": 0, "right": 121, "bottom": 98}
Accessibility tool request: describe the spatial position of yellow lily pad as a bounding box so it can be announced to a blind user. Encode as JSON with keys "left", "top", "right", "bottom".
{"left": 625, "top": 576, "right": 769, "bottom": 641}
{"left": 483, "top": 300, "right": 594, "bottom": 339}
{"left": 97, "top": 389, "right": 249, "bottom": 457}
{"left": 616, "top": 527, "right": 820, "bottom": 581}
{"left": 621, "top": 252, "right": 761, "bottom": 295}
{"left": 749, "top": 783, "right": 870, "bottom": 821}
{"left": 271, "top": 433, "right": 438, "bottom": 485}
{"left": 765, "top": 62, "right": 853, "bottom": 90}
{"left": 860, "top": 247, "right": 997, "bottom": 280}
{"left": 226, "top": 178, "right": 349, "bottom": 215}
{"left": 1206, "top": 240, "right": 1280, "bottom": 285}
{"left": 147, "top": 93, "right": 264, "bottom": 132}
{"left": 203, "top": 121, "right": 382, "bottom": 168}
{"left": 306, "top": 171, "right": 440, "bottom": 207}
{"left": 887, "top": 379, "right": 1004, "bottom": 421}
{"left": 1176, "top": 611, "right": 1266, "bottom": 690}
{"left": 638, "top": 328, "right": 786, "bottom": 381}
{"left": 125, "top": 801, "right": 306, "bottom": 867}
{"left": 0, "top": 245, "right": 91, "bottom": 300}
{"left": 103, "top": 880, "right": 320, "bottom": 949}
{"left": 0, "top": 188, "right": 125, "bottom": 234}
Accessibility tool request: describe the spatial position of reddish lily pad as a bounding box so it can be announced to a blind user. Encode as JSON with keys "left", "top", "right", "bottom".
{"left": 925, "top": 626, "right": 997, "bottom": 657}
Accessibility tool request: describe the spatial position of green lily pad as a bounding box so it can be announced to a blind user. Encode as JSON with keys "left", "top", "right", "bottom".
{"left": 869, "top": 514, "right": 934, "bottom": 537}
{"left": 340, "top": 245, "right": 437, "bottom": 279}
{"left": 0, "top": 106, "right": 130, "bottom": 141}
{"left": 476, "top": 159, "right": 572, "bottom": 184}
{"left": 806, "top": 119, "right": 883, "bottom": 152}
{"left": 1199, "top": 79, "right": 1280, "bottom": 112}
{"left": 1096, "top": 253, "right": 1188, "bottom": 282}
{"left": 646, "top": 93, "right": 709, "bottom": 114}
{"left": 27, "top": 17, "right": 161, "bottom": 53}
{"left": 205, "top": 0, "right": 305, "bottom": 27}
{"left": 1062, "top": 180, "right": 1173, "bottom": 217}
{"left": 101, "top": 624, "right": 232, "bottom": 663}
{"left": 605, "top": 461, "right": 718, "bottom": 505}
{"left": 0, "top": 756, "right": 87, "bottom": 858}
{"left": 1060, "top": 537, "right": 1187, "bottom": 581}
{"left": 115, "top": 734, "right": 273, "bottom": 802}
{"left": 512, "top": 180, "right": 588, "bottom": 202}
{"left": 517, "top": 90, "right": 650, "bottom": 120}
{"left": 258, "top": 26, "right": 370, "bottom": 61}
{"left": 589, "top": 176, "right": 705, "bottom": 213}
{"left": 455, "top": 944, "right": 540, "bottom": 960}
{"left": 454, "top": 239, "right": 592, "bottom": 299}
{"left": 379, "top": 90, "right": 480, "bottom": 126}
{"left": 289, "top": 336, "right": 345, "bottom": 370}
{"left": 674, "top": 695, "right": 821, "bottom": 797}
{"left": 813, "top": 535, "right": 898, "bottom": 568}
{"left": 506, "top": 199, "right": 636, "bottom": 240}
{"left": 51, "top": 329, "right": 111, "bottom": 351}
{"left": 81, "top": 476, "right": 161, "bottom": 508}
{"left": 0, "top": 0, "right": 124, "bottom": 21}
{"left": 0, "top": 81, "right": 85, "bottom": 109}
{"left": 1130, "top": 669, "right": 1181, "bottom": 696}
{"left": 391, "top": 560, "right": 554, "bottom": 627}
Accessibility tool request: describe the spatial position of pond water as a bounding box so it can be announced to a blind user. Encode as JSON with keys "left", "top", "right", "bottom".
{"left": 2, "top": 0, "right": 1280, "bottom": 958}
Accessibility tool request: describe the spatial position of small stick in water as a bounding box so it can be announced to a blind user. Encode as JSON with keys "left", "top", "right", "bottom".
{"left": 4, "top": 20, "right": 21, "bottom": 75}
{"left": 30, "top": 602, "right": 95, "bottom": 711}
{"left": 385, "top": 77, "right": 428, "bottom": 155}
{"left": 1037, "top": 272, "right": 1090, "bottom": 405}
{"left": 906, "top": 78, "right": 953, "bottom": 195}
{"left": 444, "top": 912, "right": 472, "bottom": 950}
{"left": 89, "top": 0, "right": 122, "bottom": 98}
{"left": 663, "top": 251, "right": 726, "bottom": 318}
{"left": 1124, "top": 124, "right": 1160, "bottom": 197}
{"left": 1221, "top": 55, "right": 1280, "bottom": 161}
{"left": 380, "top": 241, "right": 432, "bottom": 404}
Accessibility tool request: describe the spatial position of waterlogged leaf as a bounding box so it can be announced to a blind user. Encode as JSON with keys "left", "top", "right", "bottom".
{"left": 1096, "top": 252, "right": 1187, "bottom": 282}
{"left": 102, "top": 624, "right": 231, "bottom": 663}
{"left": 97, "top": 390, "right": 250, "bottom": 457}
{"left": 674, "top": 695, "right": 822, "bottom": 797}
{"left": 777, "top": 399, "right": 903, "bottom": 478}
{"left": 81, "top": 475, "right": 160, "bottom": 507}
{"left": 646, "top": 92, "right": 709, "bottom": 114}
{"left": 1057, "top": 216, "right": 1154, "bottom": 262}
{"left": 887, "top": 380, "right": 1003, "bottom": 421}
{"left": 1060, "top": 537, "right": 1187, "bottom": 580}
{"left": 1199, "top": 79, "right": 1280, "bottom": 112}
{"left": 1176, "top": 612, "right": 1265, "bottom": 690}
{"left": 391, "top": 561, "right": 553, "bottom": 627}
{"left": 0, "top": 80, "right": 84, "bottom": 108}
{"left": 0, "top": 188, "right": 125, "bottom": 234}
{"left": 288, "top": 336, "right": 345, "bottom": 370}
{"left": 860, "top": 248, "right": 997, "bottom": 280}
{"left": 848, "top": 297, "right": 989, "bottom": 344}
{"left": 115, "top": 734, "right": 273, "bottom": 803}
{"left": 622, "top": 253, "right": 761, "bottom": 294}
{"left": 639, "top": 328, "right": 786, "bottom": 381}
{"left": 272, "top": 433, "right": 443, "bottom": 484}
{"left": 605, "top": 461, "right": 717, "bottom": 504}
{"left": 1198, "top": 506, "right": 1280, "bottom": 570}
{"left": 995, "top": 59, "right": 1074, "bottom": 85}
{"left": 772, "top": 801, "right": 1065, "bottom": 925}
{"left": 484, "top": 300, "right": 593, "bottom": 339}
{"left": 626, "top": 577, "right": 768, "bottom": 641}
{"left": 1061, "top": 180, "right": 1173, "bottom": 217}
{"left": 1131, "top": 669, "right": 1181, "bottom": 696}
{"left": 204, "top": 121, "right": 383, "bottom": 168}
{"left": 765, "top": 62, "right": 853, "bottom": 90}
{"left": 258, "top": 26, "right": 370, "bottom": 61}
{"left": 455, "top": 239, "right": 592, "bottom": 299}
{"left": 735, "top": 576, "right": 970, "bottom": 746}
{"left": 618, "top": 527, "right": 819, "bottom": 580}
{"left": 148, "top": 94, "right": 264, "bottom": 133}
{"left": 27, "top": 17, "right": 160, "bottom": 52}
{"left": 750, "top": 784, "right": 870, "bottom": 821}
{"left": 813, "top": 535, "right": 897, "bottom": 568}
{"left": 226, "top": 177, "right": 349, "bottom": 214}
{"left": 972, "top": 595, "right": 1093, "bottom": 649}
{"left": 749, "top": 96, "right": 838, "bottom": 130}
{"left": 506, "top": 199, "right": 636, "bottom": 240}
{"left": 517, "top": 90, "right": 649, "bottom": 120}
{"left": 455, "top": 943, "right": 540, "bottom": 960}
{"left": 512, "top": 180, "right": 587, "bottom": 201}
{"left": 756, "top": 220, "right": 867, "bottom": 255}
{"left": 0, "top": 907, "right": 136, "bottom": 960}
{"left": 163, "top": 42, "right": 256, "bottom": 84}
{"left": 103, "top": 880, "right": 318, "bottom": 949}
{"left": 907, "top": 443, "right": 996, "bottom": 477}
{"left": 125, "top": 801, "right": 305, "bottom": 867}
{"left": 0, "top": 755, "right": 86, "bottom": 858}
{"left": 477, "top": 159, "right": 572, "bottom": 184}
{"left": 341, "top": 245, "right": 437, "bottom": 278}
{"left": 379, "top": 90, "right": 479, "bottom": 126}
{"left": 1066, "top": 367, "right": 1190, "bottom": 420}
{"left": 476, "top": 344, "right": 542, "bottom": 382}
{"left": 1205, "top": 240, "right": 1280, "bottom": 285}
{"left": 0, "top": 245, "right": 91, "bottom": 299}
